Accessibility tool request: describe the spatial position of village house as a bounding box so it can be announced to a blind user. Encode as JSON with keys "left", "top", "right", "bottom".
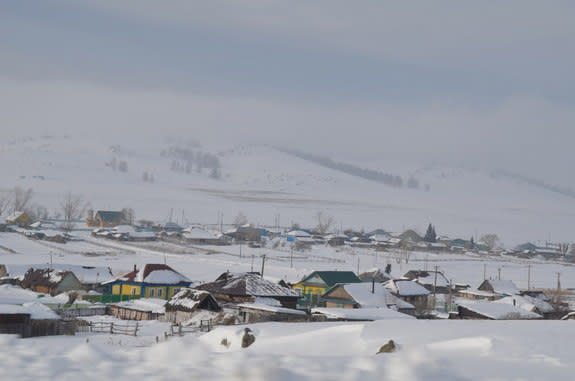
{"left": 182, "top": 227, "right": 228, "bottom": 245}
{"left": 164, "top": 288, "right": 221, "bottom": 323}
{"left": 21, "top": 268, "right": 83, "bottom": 296}
{"left": 397, "top": 229, "right": 423, "bottom": 247}
{"left": 320, "top": 282, "right": 416, "bottom": 315}
{"left": 224, "top": 225, "right": 262, "bottom": 242}
{"left": 477, "top": 279, "right": 520, "bottom": 296}
{"left": 383, "top": 279, "right": 430, "bottom": 315}
{"left": 292, "top": 271, "right": 362, "bottom": 307}
{"left": 456, "top": 300, "right": 542, "bottom": 320}
{"left": 0, "top": 303, "right": 71, "bottom": 338}
{"left": 237, "top": 300, "right": 308, "bottom": 323}
{"left": 494, "top": 295, "right": 556, "bottom": 319}
{"left": 87, "top": 210, "right": 127, "bottom": 228}
{"left": 195, "top": 272, "right": 300, "bottom": 308}
{"left": 5, "top": 211, "right": 32, "bottom": 227}
{"left": 103, "top": 264, "right": 192, "bottom": 300}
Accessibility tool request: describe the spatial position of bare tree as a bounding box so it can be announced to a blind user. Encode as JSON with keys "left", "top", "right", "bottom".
{"left": 315, "top": 211, "right": 335, "bottom": 234}
{"left": 233, "top": 212, "right": 248, "bottom": 227}
{"left": 480, "top": 234, "right": 500, "bottom": 250}
{"left": 121, "top": 208, "right": 135, "bottom": 225}
{"left": 10, "top": 186, "right": 34, "bottom": 213}
{"left": 60, "top": 192, "right": 87, "bottom": 231}
{"left": 0, "top": 191, "right": 9, "bottom": 216}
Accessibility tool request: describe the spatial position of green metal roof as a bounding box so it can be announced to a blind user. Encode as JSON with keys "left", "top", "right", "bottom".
{"left": 95, "top": 211, "right": 123, "bottom": 222}
{"left": 300, "top": 271, "right": 361, "bottom": 287}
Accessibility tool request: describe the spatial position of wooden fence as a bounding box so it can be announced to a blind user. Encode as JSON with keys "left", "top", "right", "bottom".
{"left": 78, "top": 321, "right": 140, "bottom": 336}
{"left": 168, "top": 319, "right": 213, "bottom": 337}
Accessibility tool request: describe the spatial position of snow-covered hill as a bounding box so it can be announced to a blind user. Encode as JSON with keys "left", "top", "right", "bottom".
{"left": 1, "top": 135, "right": 573, "bottom": 246}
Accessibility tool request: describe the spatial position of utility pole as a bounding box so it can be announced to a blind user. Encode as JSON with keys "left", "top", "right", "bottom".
{"left": 239, "top": 241, "right": 242, "bottom": 258}
{"left": 250, "top": 254, "right": 254, "bottom": 272}
{"left": 433, "top": 265, "right": 438, "bottom": 310}
{"left": 483, "top": 263, "right": 486, "bottom": 281}
{"left": 261, "top": 255, "right": 267, "bottom": 277}
{"left": 527, "top": 265, "right": 531, "bottom": 290}
{"left": 556, "top": 272, "right": 562, "bottom": 304}
{"left": 498, "top": 267, "right": 501, "bottom": 280}
{"left": 290, "top": 246, "right": 294, "bottom": 268}
{"left": 357, "top": 257, "right": 360, "bottom": 274}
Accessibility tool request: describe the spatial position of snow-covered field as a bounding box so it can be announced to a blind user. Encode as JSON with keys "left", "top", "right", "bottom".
{"left": 2, "top": 320, "right": 575, "bottom": 380}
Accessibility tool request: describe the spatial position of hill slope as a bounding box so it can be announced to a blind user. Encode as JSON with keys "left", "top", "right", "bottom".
{"left": 0, "top": 135, "right": 573, "bottom": 245}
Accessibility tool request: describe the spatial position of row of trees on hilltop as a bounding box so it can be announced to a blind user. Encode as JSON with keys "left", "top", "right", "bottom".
{"left": 278, "top": 148, "right": 420, "bottom": 189}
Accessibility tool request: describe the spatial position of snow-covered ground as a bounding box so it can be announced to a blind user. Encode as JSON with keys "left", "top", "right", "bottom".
{"left": 2, "top": 231, "right": 574, "bottom": 290}
{"left": 2, "top": 320, "right": 575, "bottom": 380}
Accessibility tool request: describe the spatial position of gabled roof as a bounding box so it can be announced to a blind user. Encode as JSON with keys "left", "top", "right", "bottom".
{"left": 5, "top": 211, "right": 28, "bottom": 223}
{"left": 165, "top": 288, "right": 220, "bottom": 312}
{"left": 495, "top": 295, "right": 554, "bottom": 314}
{"left": 478, "top": 280, "right": 519, "bottom": 295}
{"left": 104, "top": 264, "right": 191, "bottom": 285}
{"left": 398, "top": 229, "right": 423, "bottom": 242}
{"left": 457, "top": 300, "right": 541, "bottom": 320}
{"left": 325, "top": 283, "right": 414, "bottom": 310}
{"left": 95, "top": 211, "right": 123, "bottom": 222}
{"left": 195, "top": 272, "right": 299, "bottom": 298}
{"left": 384, "top": 279, "right": 430, "bottom": 296}
{"left": 21, "top": 268, "right": 79, "bottom": 288}
{"left": 298, "top": 271, "right": 361, "bottom": 288}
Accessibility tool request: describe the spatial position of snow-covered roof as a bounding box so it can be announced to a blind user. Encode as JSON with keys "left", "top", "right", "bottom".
{"left": 238, "top": 303, "right": 307, "bottom": 316}
{"left": 104, "top": 264, "right": 191, "bottom": 285}
{"left": 165, "top": 288, "right": 219, "bottom": 312}
{"left": 312, "top": 307, "right": 414, "bottom": 321}
{"left": 113, "top": 225, "right": 136, "bottom": 234}
{"left": 0, "top": 285, "right": 62, "bottom": 305}
{"left": 183, "top": 227, "right": 220, "bottom": 240}
{"left": 0, "top": 302, "right": 61, "bottom": 320}
{"left": 112, "top": 298, "right": 166, "bottom": 314}
{"left": 5, "top": 211, "right": 26, "bottom": 223}
{"left": 369, "top": 234, "right": 391, "bottom": 242}
{"left": 337, "top": 283, "right": 414, "bottom": 309}
{"left": 384, "top": 279, "right": 430, "bottom": 296}
{"left": 457, "top": 300, "right": 541, "bottom": 320}
{"left": 495, "top": 295, "right": 554, "bottom": 314}
{"left": 481, "top": 280, "right": 520, "bottom": 295}
{"left": 6, "top": 264, "right": 112, "bottom": 284}
{"left": 287, "top": 230, "right": 311, "bottom": 237}
{"left": 196, "top": 272, "right": 299, "bottom": 298}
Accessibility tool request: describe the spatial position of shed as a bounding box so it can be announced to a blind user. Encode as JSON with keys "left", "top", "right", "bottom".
{"left": 165, "top": 288, "right": 221, "bottom": 323}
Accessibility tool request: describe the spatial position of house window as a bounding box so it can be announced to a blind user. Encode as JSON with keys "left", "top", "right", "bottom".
{"left": 157, "top": 288, "right": 163, "bottom": 297}
{"left": 149, "top": 288, "right": 155, "bottom": 297}
{"left": 131, "top": 287, "right": 136, "bottom": 296}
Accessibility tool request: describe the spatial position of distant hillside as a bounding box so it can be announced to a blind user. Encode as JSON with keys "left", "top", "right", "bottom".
{"left": 277, "top": 147, "right": 420, "bottom": 189}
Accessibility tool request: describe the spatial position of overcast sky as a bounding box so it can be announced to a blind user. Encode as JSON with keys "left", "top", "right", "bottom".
{"left": 1, "top": 1, "right": 574, "bottom": 184}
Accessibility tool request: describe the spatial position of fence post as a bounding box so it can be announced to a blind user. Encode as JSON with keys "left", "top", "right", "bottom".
{"left": 178, "top": 324, "right": 182, "bottom": 337}
{"left": 110, "top": 322, "right": 114, "bottom": 334}
{"left": 134, "top": 322, "right": 139, "bottom": 337}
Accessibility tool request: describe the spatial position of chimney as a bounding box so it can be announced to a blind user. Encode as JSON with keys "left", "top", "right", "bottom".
{"left": 133, "top": 264, "right": 137, "bottom": 272}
